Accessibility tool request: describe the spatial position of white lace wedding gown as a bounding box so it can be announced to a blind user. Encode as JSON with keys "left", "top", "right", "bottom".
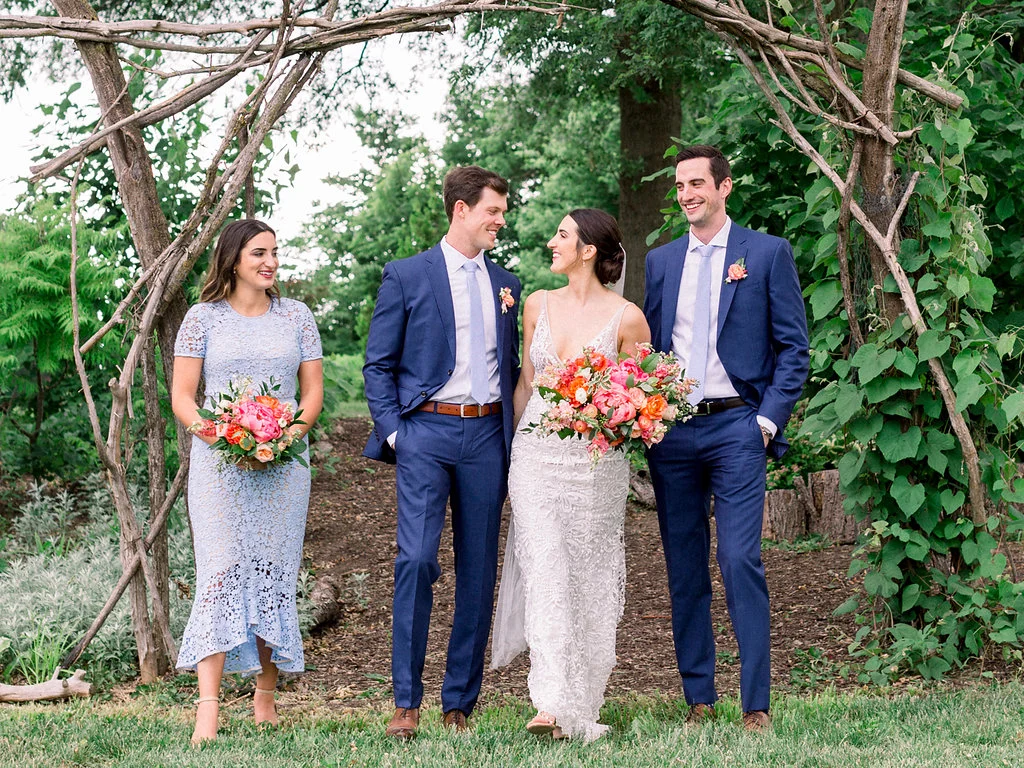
{"left": 492, "top": 292, "right": 630, "bottom": 742}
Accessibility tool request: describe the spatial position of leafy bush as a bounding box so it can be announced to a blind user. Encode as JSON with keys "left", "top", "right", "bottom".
{"left": 0, "top": 475, "right": 317, "bottom": 686}
{"left": 321, "top": 353, "right": 367, "bottom": 421}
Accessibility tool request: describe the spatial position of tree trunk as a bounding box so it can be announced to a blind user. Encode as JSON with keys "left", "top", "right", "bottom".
{"left": 142, "top": 335, "right": 170, "bottom": 674}
{"left": 51, "top": 0, "right": 190, "bottom": 680}
{"left": 859, "top": 0, "right": 909, "bottom": 327}
{"left": 618, "top": 76, "right": 681, "bottom": 305}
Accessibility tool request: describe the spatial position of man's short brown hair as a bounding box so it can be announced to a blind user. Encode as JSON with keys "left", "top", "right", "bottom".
{"left": 442, "top": 165, "right": 509, "bottom": 222}
{"left": 676, "top": 145, "right": 732, "bottom": 189}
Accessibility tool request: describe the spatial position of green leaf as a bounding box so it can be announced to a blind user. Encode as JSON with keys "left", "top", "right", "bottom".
{"left": 995, "top": 195, "right": 1014, "bottom": 221}
{"left": 946, "top": 273, "right": 970, "bottom": 298}
{"left": 954, "top": 373, "right": 986, "bottom": 411}
{"left": 891, "top": 476, "right": 926, "bottom": 516}
{"left": 833, "top": 383, "right": 864, "bottom": 424}
{"left": 917, "top": 330, "right": 951, "bottom": 360}
{"left": 902, "top": 583, "right": 922, "bottom": 611}
{"left": 852, "top": 343, "right": 897, "bottom": 384}
{"left": 834, "top": 597, "right": 859, "bottom": 616}
{"left": 894, "top": 349, "right": 918, "bottom": 375}
{"left": 809, "top": 280, "right": 844, "bottom": 321}
{"left": 965, "top": 275, "right": 996, "bottom": 312}
{"left": 864, "top": 570, "right": 899, "bottom": 598}
{"left": 1002, "top": 391, "right": 1024, "bottom": 424}
{"left": 940, "top": 489, "right": 966, "bottom": 514}
{"left": 865, "top": 376, "right": 904, "bottom": 404}
{"left": 849, "top": 413, "right": 884, "bottom": 443}
{"left": 877, "top": 422, "right": 922, "bottom": 463}
{"left": 837, "top": 450, "right": 866, "bottom": 484}
{"left": 996, "top": 333, "right": 1016, "bottom": 359}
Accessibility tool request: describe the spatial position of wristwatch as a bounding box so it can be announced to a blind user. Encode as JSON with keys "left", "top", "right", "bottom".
{"left": 759, "top": 425, "right": 773, "bottom": 442}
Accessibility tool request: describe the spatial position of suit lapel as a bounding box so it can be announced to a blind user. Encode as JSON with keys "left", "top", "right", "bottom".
{"left": 425, "top": 246, "right": 456, "bottom": 358}
{"left": 717, "top": 225, "right": 748, "bottom": 333}
{"left": 484, "top": 257, "right": 506, "bottom": 367}
{"left": 661, "top": 235, "right": 689, "bottom": 348}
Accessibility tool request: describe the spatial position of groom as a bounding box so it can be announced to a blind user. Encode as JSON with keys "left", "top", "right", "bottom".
{"left": 363, "top": 165, "right": 521, "bottom": 739}
{"left": 643, "top": 145, "right": 808, "bottom": 730}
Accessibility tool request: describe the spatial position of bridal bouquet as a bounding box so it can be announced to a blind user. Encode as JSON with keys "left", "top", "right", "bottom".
{"left": 527, "top": 343, "right": 695, "bottom": 464}
{"left": 190, "top": 377, "right": 308, "bottom": 468}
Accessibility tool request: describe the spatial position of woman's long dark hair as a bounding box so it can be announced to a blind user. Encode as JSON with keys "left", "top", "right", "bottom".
{"left": 199, "top": 219, "right": 280, "bottom": 303}
{"left": 568, "top": 208, "right": 625, "bottom": 285}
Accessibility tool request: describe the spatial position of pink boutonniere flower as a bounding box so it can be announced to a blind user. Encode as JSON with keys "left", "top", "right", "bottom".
{"left": 498, "top": 286, "right": 515, "bottom": 314}
{"left": 725, "top": 258, "right": 748, "bottom": 284}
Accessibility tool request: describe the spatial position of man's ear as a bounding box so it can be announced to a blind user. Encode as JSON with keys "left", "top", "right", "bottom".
{"left": 720, "top": 176, "right": 733, "bottom": 200}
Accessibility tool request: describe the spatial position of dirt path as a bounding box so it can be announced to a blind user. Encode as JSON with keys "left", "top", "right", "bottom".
{"left": 296, "top": 418, "right": 863, "bottom": 708}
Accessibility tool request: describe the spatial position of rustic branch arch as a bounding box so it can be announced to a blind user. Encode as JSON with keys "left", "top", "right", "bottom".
{"left": 0, "top": 0, "right": 979, "bottom": 697}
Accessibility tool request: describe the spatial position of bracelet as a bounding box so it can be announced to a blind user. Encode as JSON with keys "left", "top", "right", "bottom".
{"left": 187, "top": 420, "right": 205, "bottom": 435}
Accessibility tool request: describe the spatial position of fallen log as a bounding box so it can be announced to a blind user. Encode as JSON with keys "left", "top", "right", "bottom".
{"left": 0, "top": 669, "right": 91, "bottom": 703}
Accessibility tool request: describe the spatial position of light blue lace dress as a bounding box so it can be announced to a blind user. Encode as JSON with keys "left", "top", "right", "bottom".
{"left": 174, "top": 297, "right": 322, "bottom": 676}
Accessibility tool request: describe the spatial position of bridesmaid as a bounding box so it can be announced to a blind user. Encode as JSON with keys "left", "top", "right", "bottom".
{"left": 171, "top": 219, "right": 323, "bottom": 744}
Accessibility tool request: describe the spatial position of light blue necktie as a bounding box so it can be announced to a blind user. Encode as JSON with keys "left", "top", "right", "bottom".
{"left": 463, "top": 260, "right": 490, "bottom": 404}
{"left": 688, "top": 244, "right": 715, "bottom": 405}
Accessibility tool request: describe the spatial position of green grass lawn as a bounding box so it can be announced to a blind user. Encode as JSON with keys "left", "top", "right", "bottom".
{"left": 2, "top": 686, "right": 1023, "bottom": 767}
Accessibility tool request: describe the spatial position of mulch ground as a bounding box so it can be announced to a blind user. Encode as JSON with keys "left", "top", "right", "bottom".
{"left": 296, "top": 418, "right": 874, "bottom": 709}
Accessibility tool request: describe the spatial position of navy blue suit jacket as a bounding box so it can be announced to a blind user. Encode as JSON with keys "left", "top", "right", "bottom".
{"left": 643, "top": 224, "right": 809, "bottom": 459}
{"left": 362, "top": 244, "right": 522, "bottom": 463}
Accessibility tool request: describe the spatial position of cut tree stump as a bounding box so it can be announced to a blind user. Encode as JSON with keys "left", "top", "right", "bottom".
{"left": 309, "top": 575, "right": 341, "bottom": 631}
{"left": 0, "top": 669, "right": 91, "bottom": 703}
{"left": 762, "top": 489, "right": 806, "bottom": 541}
{"left": 762, "top": 470, "right": 860, "bottom": 543}
{"left": 630, "top": 469, "right": 658, "bottom": 509}
{"left": 808, "top": 469, "right": 860, "bottom": 543}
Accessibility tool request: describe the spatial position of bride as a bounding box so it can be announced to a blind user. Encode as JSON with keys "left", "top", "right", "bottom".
{"left": 491, "top": 208, "right": 650, "bottom": 741}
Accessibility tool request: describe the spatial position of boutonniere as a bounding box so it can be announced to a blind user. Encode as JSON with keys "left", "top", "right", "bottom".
{"left": 725, "top": 258, "right": 748, "bottom": 284}
{"left": 498, "top": 286, "right": 515, "bottom": 314}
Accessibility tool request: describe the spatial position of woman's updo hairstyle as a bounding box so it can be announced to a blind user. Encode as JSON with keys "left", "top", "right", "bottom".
{"left": 568, "top": 208, "right": 625, "bottom": 285}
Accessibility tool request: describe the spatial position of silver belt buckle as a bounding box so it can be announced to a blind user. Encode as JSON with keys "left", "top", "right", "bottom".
{"left": 460, "top": 403, "right": 470, "bottom": 417}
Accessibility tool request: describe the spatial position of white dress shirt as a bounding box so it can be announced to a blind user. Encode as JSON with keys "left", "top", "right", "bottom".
{"left": 428, "top": 237, "right": 500, "bottom": 404}
{"left": 671, "top": 217, "right": 776, "bottom": 436}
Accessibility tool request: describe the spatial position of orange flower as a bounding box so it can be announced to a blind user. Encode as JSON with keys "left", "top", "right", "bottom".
{"left": 225, "top": 423, "right": 248, "bottom": 445}
{"left": 589, "top": 352, "right": 610, "bottom": 371}
{"left": 254, "top": 395, "right": 280, "bottom": 409}
{"left": 641, "top": 394, "right": 668, "bottom": 420}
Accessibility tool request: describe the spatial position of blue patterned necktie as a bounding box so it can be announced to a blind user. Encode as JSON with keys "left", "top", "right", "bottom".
{"left": 688, "top": 244, "right": 715, "bottom": 405}
{"left": 462, "top": 260, "right": 490, "bottom": 404}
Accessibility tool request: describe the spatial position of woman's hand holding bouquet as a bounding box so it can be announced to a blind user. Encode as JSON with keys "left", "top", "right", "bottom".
{"left": 189, "top": 377, "right": 308, "bottom": 469}
{"left": 526, "top": 343, "right": 695, "bottom": 465}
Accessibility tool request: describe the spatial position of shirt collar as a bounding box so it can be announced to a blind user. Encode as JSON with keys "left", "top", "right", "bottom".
{"left": 688, "top": 216, "right": 733, "bottom": 253}
{"left": 441, "top": 237, "right": 486, "bottom": 275}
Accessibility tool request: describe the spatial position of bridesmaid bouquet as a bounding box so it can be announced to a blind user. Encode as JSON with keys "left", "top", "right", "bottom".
{"left": 527, "top": 343, "right": 695, "bottom": 464}
{"left": 190, "top": 377, "right": 308, "bottom": 468}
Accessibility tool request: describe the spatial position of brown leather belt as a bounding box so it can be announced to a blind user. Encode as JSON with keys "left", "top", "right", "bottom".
{"left": 418, "top": 400, "right": 503, "bottom": 418}
{"left": 691, "top": 396, "right": 747, "bottom": 416}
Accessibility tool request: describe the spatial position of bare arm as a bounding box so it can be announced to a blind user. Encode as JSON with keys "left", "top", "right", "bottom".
{"left": 171, "top": 356, "right": 216, "bottom": 447}
{"left": 618, "top": 302, "right": 652, "bottom": 356}
{"left": 512, "top": 291, "right": 543, "bottom": 429}
{"left": 293, "top": 359, "right": 324, "bottom": 439}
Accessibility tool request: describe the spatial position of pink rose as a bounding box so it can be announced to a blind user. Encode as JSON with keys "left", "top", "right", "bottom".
{"left": 236, "top": 401, "right": 283, "bottom": 442}
{"left": 627, "top": 387, "right": 647, "bottom": 408}
{"left": 606, "top": 402, "right": 637, "bottom": 428}
{"left": 726, "top": 261, "right": 748, "bottom": 283}
{"left": 581, "top": 404, "right": 599, "bottom": 419}
{"left": 255, "top": 444, "right": 274, "bottom": 463}
{"left": 215, "top": 422, "right": 229, "bottom": 438}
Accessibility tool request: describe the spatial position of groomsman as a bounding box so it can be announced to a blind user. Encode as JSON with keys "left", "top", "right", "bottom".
{"left": 363, "top": 166, "right": 522, "bottom": 738}
{"left": 643, "top": 145, "right": 809, "bottom": 730}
